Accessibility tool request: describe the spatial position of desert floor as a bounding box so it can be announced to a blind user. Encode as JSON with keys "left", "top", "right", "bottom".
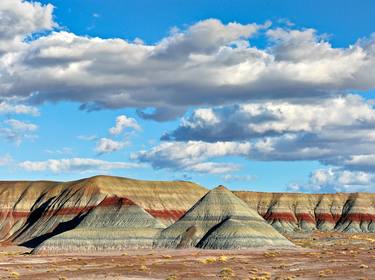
{"left": 0, "top": 232, "right": 374, "bottom": 280}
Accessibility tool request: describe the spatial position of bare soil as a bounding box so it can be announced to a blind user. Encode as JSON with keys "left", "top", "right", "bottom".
{"left": 0, "top": 232, "right": 374, "bottom": 279}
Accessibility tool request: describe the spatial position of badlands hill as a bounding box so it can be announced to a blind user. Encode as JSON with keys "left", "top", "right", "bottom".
{"left": 0, "top": 176, "right": 205, "bottom": 248}
{"left": 0, "top": 175, "right": 374, "bottom": 252}
{"left": 34, "top": 196, "right": 166, "bottom": 253}
{"left": 154, "top": 186, "right": 293, "bottom": 249}
{"left": 235, "top": 191, "right": 375, "bottom": 233}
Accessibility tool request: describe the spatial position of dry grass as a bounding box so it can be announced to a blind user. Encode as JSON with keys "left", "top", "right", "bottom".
{"left": 219, "top": 267, "right": 235, "bottom": 279}
{"left": 162, "top": 255, "right": 172, "bottom": 259}
{"left": 139, "top": 265, "right": 148, "bottom": 271}
{"left": 200, "top": 257, "right": 217, "bottom": 264}
{"left": 218, "top": 255, "right": 228, "bottom": 262}
{"left": 263, "top": 251, "right": 280, "bottom": 258}
{"left": 200, "top": 255, "right": 230, "bottom": 264}
{"left": 249, "top": 277, "right": 269, "bottom": 280}
{"left": 10, "top": 271, "right": 20, "bottom": 279}
{"left": 319, "top": 269, "right": 333, "bottom": 277}
{"left": 350, "top": 235, "right": 375, "bottom": 243}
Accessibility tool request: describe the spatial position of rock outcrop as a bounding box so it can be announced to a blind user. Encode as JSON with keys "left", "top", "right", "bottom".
{"left": 0, "top": 175, "right": 374, "bottom": 252}
{"left": 235, "top": 191, "right": 375, "bottom": 233}
{"left": 154, "top": 186, "right": 293, "bottom": 249}
{"left": 0, "top": 176, "right": 206, "bottom": 247}
{"left": 34, "top": 196, "right": 165, "bottom": 253}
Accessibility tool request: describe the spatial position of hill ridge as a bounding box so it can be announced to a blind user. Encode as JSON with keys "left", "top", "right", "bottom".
{"left": 154, "top": 185, "right": 293, "bottom": 249}
{"left": 0, "top": 175, "right": 374, "bottom": 250}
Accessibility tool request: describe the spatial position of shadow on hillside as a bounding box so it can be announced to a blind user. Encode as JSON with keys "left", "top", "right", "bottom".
{"left": 12, "top": 196, "right": 55, "bottom": 241}
{"left": 19, "top": 212, "right": 89, "bottom": 249}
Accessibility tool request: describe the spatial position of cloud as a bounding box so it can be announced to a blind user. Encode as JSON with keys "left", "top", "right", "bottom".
{"left": 222, "top": 174, "right": 256, "bottom": 182}
{"left": 77, "top": 134, "right": 98, "bottom": 141}
{"left": 0, "top": 154, "right": 12, "bottom": 166}
{"left": 78, "top": 116, "right": 139, "bottom": 154}
{"left": 44, "top": 147, "right": 73, "bottom": 155}
{"left": 164, "top": 95, "right": 375, "bottom": 142}
{"left": 133, "top": 141, "right": 250, "bottom": 174}
{"left": 0, "top": 0, "right": 55, "bottom": 53}
{"left": 4, "top": 119, "right": 37, "bottom": 131}
{"left": 288, "top": 168, "right": 375, "bottom": 193}
{"left": 326, "top": 154, "right": 375, "bottom": 173}
{"left": 158, "top": 94, "right": 375, "bottom": 174}
{"left": 1, "top": 4, "right": 375, "bottom": 120}
{"left": 19, "top": 157, "right": 141, "bottom": 173}
{"left": 0, "top": 101, "right": 39, "bottom": 115}
{"left": 0, "top": 118, "right": 38, "bottom": 144}
{"left": 3, "top": 1, "right": 375, "bottom": 192}
{"left": 186, "top": 162, "right": 240, "bottom": 174}
{"left": 109, "top": 115, "right": 141, "bottom": 135}
{"left": 95, "top": 137, "right": 126, "bottom": 154}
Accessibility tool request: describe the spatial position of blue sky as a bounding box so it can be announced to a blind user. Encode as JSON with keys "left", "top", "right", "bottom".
{"left": 1, "top": 0, "right": 375, "bottom": 192}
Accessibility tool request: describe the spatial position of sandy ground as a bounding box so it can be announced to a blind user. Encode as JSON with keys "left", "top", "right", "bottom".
{"left": 0, "top": 232, "right": 374, "bottom": 280}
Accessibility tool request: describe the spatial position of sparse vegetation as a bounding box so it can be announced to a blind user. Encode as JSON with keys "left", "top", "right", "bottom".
{"left": 263, "top": 251, "right": 280, "bottom": 258}
{"left": 165, "top": 274, "right": 178, "bottom": 280}
{"left": 218, "top": 255, "right": 228, "bottom": 262}
{"left": 319, "top": 269, "right": 333, "bottom": 277}
{"left": 139, "top": 264, "right": 148, "bottom": 271}
{"left": 162, "top": 255, "right": 172, "bottom": 259}
{"left": 219, "top": 267, "right": 235, "bottom": 279}
{"left": 10, "top": 271, "right": 20, "bottom": 279}
{"left": 200, "top": 257, "right": 217, "bottom": 264}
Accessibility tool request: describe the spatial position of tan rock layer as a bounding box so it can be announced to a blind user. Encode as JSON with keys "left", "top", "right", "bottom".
{"left": 33, "top": 196, "right": 165, "bottom": 253}
{"left": 0, "top": 175, "right": 374, "bottom": 249}
{"left": 154, "top": 186, "right": 294, "bottom": 249}
{"left": 0, "top": 176, "right": 205, "bottom": 246}
{"left": 234, "top": 191, "right": 375, "bottom": 232}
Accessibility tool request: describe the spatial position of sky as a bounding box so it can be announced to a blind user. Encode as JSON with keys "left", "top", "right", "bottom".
{"left": 1, "top": 0, "right": 375, "bottom": 193}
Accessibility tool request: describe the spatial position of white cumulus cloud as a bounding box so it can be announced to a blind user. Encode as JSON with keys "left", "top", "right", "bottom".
{"left": 109, "top": 115, "right": 141, "bottom": 135}
{"left": 0, "top": 101, "right": 39, "bottom": 115}
{"left": 0, "top": 154, "right": 12, "bottom": 166}
{"left": 95, "top": 138, "right": 126, "bottom": 154}
{"left": 1, "top": 3, "right": 375, "bottom": 120}
{"left": 0, "top": 119, "right": 38, "bottom": 144}
{"left": 0, "top": 0, "right": 55, "bottom": 53}
{"left": 133, "top": 141, "right": 250, "bottom": 174}
{"left": 159, "top": 95, "right": 375, "bottom": 176}
{"left": 19, "top": 157, "right": 141, "bottom": 173}
{"left": 288, "top": 168, "right": 375, "bottom": 193}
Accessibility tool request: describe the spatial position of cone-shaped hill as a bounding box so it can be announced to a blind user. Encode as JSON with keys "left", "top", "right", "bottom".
{"left": 34, "top": 196, "right": 165, "bottom": 253}
{"left": 154, "top": 186, "right": 294, "bottom": 249}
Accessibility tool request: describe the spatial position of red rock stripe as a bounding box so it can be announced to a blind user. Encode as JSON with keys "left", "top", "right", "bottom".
{"left": 296, "top": 213, "right": 316, "bottom": 224}
{"left": 315, "top": 213, "right": 341, "bottom": 223}
{"left": 4, "top": 211, "right": 29, "bottom": 218}
{"left": 99, "top": 196, "right": 135, "bottom": 207}
{"left": 263, "top": 212, "right": 297, "bottom": 222}
{"left": 0, "top": 196, "right": 136, "bottom": 219}
{"left": 344, "top": 213, "right": 375, "bottom": 222}
{"left": 146, "top": 209, "right": 186, "bottom": 220}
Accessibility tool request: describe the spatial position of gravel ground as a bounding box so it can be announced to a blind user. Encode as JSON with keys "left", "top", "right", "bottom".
{"left": 0, "top": 232, "right": 374, "bottom": 280}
